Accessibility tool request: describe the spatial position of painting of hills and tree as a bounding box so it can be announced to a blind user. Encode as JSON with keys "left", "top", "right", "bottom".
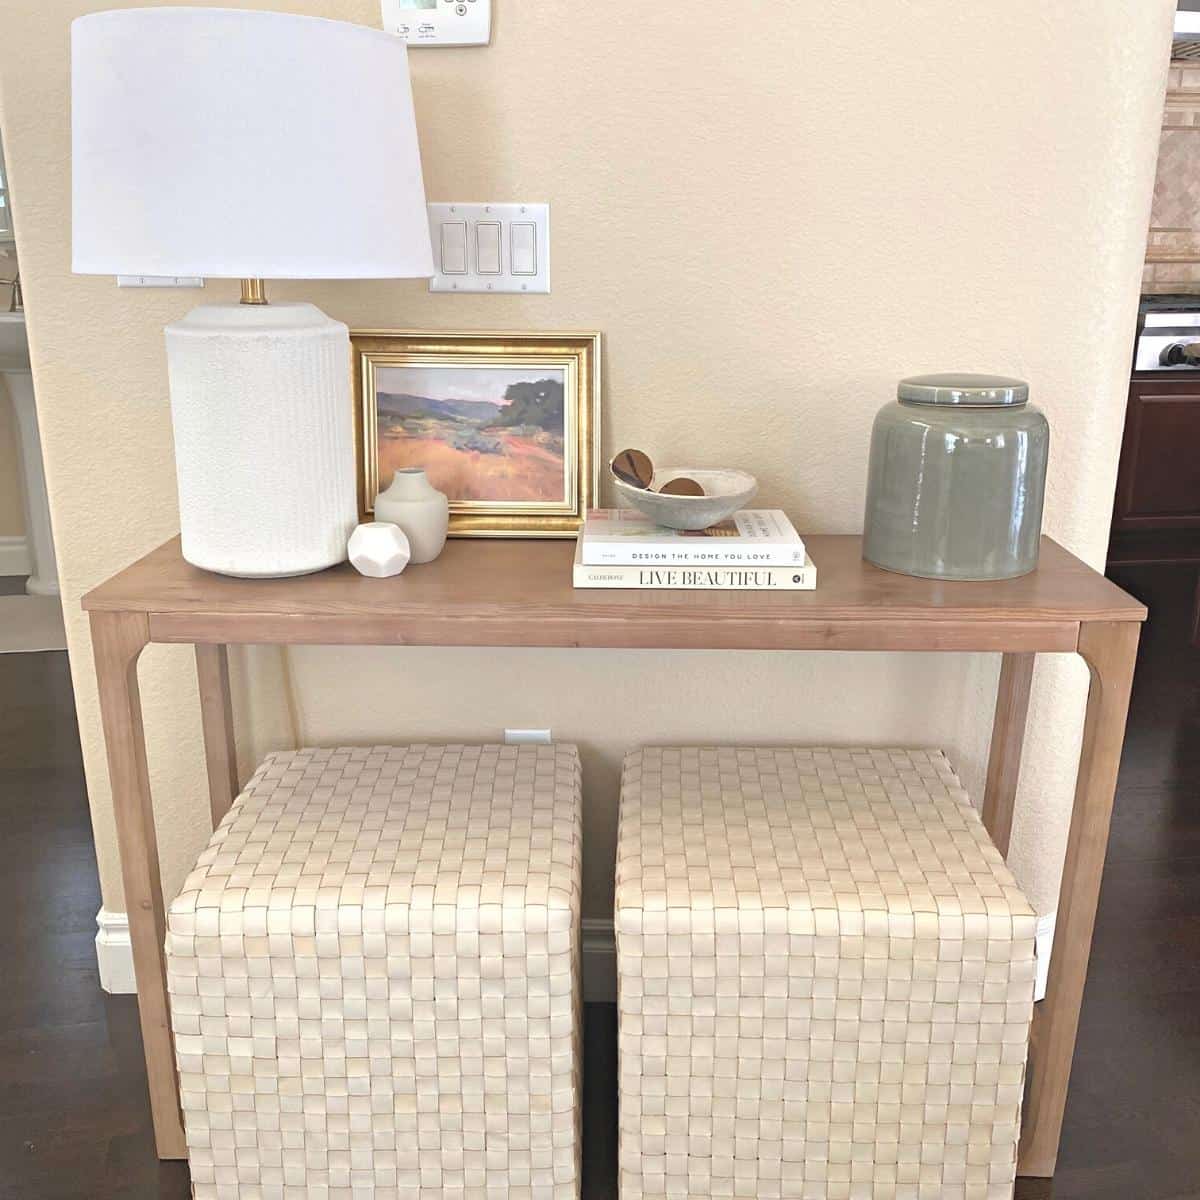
{"left": 373, "top": 364, "right": 568, "bottom": 503}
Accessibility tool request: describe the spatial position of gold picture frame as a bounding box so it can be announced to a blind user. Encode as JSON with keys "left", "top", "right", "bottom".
{"left": 352, "top": 330, "right": 600, "bottom": 538}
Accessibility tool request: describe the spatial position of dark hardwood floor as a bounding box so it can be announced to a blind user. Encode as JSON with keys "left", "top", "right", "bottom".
{"left": 1047, "top": 563, "right": 1200, "bottom": 1200}
{"left": 0, "top": 564, "right": 1196, "bottom": 1199}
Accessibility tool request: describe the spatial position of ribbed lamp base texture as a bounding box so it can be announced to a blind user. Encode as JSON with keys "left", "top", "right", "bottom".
{"left": 165, "top": 302, "right": 358, "bottom": 578}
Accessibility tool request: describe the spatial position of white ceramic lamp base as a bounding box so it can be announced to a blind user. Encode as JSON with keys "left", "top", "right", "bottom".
{"left": 165, "top": 302, "right": 357, "bottom": 578}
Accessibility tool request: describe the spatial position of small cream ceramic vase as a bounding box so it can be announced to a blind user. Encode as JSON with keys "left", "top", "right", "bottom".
{"left": 374, "top": 468, "right": 449, "bottom": 564}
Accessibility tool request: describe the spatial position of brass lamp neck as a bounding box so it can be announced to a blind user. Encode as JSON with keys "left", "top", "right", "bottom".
{"left": 240, "top": 278, "right": 268, "bottom": 305}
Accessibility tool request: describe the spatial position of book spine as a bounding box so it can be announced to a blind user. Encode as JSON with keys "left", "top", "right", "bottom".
{"left": 573, "top": 564, "right": 816, "bottom": 590}
{"left": 580, "top": 543, "right": 805, "bottom": 567}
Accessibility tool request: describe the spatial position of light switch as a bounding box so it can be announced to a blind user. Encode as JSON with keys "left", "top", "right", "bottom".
{"left": 427, "top": 202, "right": 550, "bottom": 294}
{"left": 440, "top": 221, "right": 468, "bottom": 274}
{"left": 511, "top": 223, "right": 537, "bottom": 276}
{"left": 476, "top": 221, "right": 502, "bottom": 274}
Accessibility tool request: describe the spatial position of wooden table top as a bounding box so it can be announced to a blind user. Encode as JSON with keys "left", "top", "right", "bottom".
{"left": 82, "top": 535, "right": 1146, "bottom": 653}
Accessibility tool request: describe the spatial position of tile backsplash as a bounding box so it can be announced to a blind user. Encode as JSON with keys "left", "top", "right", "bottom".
{"left": 1145, "top": 64, "right": 1200, "bottom": 293}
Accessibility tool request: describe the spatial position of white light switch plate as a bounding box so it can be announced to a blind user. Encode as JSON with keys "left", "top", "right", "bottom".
{"left": 427, "top": 202, "right": 550, "bottom": 294}
{"left": 381, "top": 0, "right": 491, "bottom": 47}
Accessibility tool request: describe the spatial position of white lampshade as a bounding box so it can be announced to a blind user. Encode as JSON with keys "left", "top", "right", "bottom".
{"left": 71, "top": 7, "right": 433, "bottom": 279}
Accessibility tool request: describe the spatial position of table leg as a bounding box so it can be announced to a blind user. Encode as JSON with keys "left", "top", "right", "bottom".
{"left": 1018, "top": 620, "right": 1140, "bottom": 1177}
{"left": 195, "top": 644, "right": 239, "bottom": 827}
{"left": 983, "top": 652, "right": 1035, "bottom": 857}
{"left": 89, "top": 610, "right": 187, "bottom": 1159}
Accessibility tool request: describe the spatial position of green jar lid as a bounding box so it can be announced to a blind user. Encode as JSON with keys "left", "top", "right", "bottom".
{"left": 898, "top": 373, "right": 1029, "bottom": 407}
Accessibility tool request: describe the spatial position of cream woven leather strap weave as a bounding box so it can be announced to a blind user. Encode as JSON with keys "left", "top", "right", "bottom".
{"left": 167, "top": 743, "right": 583, "bottom": 1200}
{"left": 615, "top": 746, "right": 1036, "bottom": 1200}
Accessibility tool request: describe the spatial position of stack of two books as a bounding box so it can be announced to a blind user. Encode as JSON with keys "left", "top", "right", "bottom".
{"left": 573, "top": 509, "right": 816, "bottom": 590}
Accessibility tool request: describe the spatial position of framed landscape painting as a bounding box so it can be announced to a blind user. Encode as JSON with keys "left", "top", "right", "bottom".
{"left": 352, "top": 331, "right": 600, "bottom": 537}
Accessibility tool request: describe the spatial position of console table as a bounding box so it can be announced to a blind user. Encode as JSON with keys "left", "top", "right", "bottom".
{"left": 82, "top": 533, "right": 1146, "bottom": 1177}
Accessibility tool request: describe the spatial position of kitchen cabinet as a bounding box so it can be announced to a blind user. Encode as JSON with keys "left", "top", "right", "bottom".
{"left": 1113, "top": 378, "right": 1200, "bottom": 530}
{"left": 1109, "top": 375, "right": 1200, "bottom": 646}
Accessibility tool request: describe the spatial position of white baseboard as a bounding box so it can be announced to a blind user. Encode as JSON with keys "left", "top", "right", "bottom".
{"left": 1034, "top": 909, "right": 1056, "bottom": 1003}
{"left": 583, "top": 914, "right": 1054, "bottom": 1003}
{"left": 0, "top": 535, "right": 30, "bottom": 578}
{"left": 96, "top": 907, "right": 137, "bottom": 994}
{"left": 583, "top": 917, "right": 616, "bottom": 1002}
{"left": 97, "top": 907, "right": 618, "bottom": 1001}
{"left": 94, "top": 907, "right": 1051, "bottom": 1004}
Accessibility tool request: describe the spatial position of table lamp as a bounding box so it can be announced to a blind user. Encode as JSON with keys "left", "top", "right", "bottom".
{"left": 71, "top": 8, "right": 434, "bottom": 577}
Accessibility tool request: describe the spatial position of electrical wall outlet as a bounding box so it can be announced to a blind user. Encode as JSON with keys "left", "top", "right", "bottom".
{"left": 504, "top": 728, "right": 552, "bottom": 745}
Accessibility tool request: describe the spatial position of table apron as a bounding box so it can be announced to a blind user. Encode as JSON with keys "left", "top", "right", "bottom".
{"left": 147, "top": 612, "right": 1083, "bottom": 653}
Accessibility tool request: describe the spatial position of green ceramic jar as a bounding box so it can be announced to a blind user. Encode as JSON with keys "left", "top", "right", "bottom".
{"left": 863, "top": 373, "right": 1049, "bottom": 580}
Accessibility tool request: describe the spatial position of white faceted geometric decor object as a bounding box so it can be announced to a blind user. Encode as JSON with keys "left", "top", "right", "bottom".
{"left": 615, "top": 746, "right": 1037, "bottom": 1200}
{"left": 165, "top": 744, "right": 584, "bottom": 1200}
{"left": 166, "top": 303, "right": 359, "bottom": 577}
{"left": 347, "top": 521, "right": 412, "bottom": 578}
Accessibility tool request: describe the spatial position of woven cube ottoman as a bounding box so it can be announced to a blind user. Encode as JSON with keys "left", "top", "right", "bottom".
{"left": 166, "top": 743, "right": 583, "bottom": 1200}
{"left": 615, "top": 746, "right": 1036, "bottom": 1200}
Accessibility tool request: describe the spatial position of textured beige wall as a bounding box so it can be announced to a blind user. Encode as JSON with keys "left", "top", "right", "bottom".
{"left": 0, "top": 1, "right": 1172, "bottom": 927}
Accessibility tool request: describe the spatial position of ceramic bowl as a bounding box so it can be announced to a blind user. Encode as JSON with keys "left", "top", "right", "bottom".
{"left": 612, "top": 467, "right": 758, "bottom": 531}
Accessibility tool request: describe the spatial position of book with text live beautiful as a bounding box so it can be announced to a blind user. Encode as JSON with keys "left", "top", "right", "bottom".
{"left": 580, "top": 508, "right": 806, "bottom": 566}
{"left": 574, "top": 540, "right": 817, "bottom": 590}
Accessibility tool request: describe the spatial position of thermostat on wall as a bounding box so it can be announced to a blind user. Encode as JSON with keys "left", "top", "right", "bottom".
{"left": 381, "top": 0, "right": 490, "bottom": 47}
